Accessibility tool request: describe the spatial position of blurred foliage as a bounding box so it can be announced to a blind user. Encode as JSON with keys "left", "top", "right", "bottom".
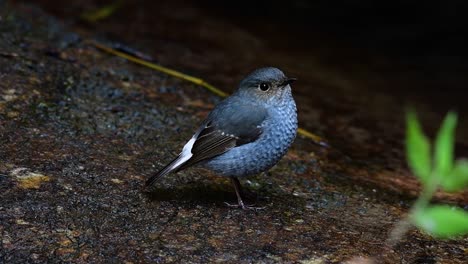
{"left": 406, "top": 111, "right": 468, "bottom": 238}
{"left": 412, "top": 205, "right": 468, "bottom": 238}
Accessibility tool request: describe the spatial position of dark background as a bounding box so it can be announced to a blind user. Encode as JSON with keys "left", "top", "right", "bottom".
{"left": 200, "top": 0, "right": 468, "bottom": 105}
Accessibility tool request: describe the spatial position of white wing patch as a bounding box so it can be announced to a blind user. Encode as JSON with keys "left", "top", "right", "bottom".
{"left": 170, "top": 136, "right": 196, "bottom": 169}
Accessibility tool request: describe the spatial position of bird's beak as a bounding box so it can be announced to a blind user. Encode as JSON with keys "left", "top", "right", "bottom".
{"left": 281, "top": 78, "right": 297, "bottom": 87}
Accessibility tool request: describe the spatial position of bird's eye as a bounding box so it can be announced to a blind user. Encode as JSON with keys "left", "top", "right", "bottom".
{"left": 259, "top": 82, "right": 270, "bottom": 91}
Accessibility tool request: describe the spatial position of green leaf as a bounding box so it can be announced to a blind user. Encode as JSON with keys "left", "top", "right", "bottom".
{"left": 406, "top": 111, "right": 431, "bottom": 184}
{"left": 412, "top": 205, "right": 468, "bottom": 238}
{"left": 441, "top": 159, "right": 468, "bottom": 192}
{"left": 434, "top": 112, "right": 457, "bottom": 179}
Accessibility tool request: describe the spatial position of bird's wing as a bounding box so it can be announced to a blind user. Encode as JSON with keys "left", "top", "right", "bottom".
{"left": 145, "top": 99, "right": 266, "bottom": 187}
{"left": 177, "top": 99, "right": 267, "bottom": 170}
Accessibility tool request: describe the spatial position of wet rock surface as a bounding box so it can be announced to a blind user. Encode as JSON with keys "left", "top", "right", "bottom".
{"left": 1, "top": 1, "right": 467, "bottom": 263}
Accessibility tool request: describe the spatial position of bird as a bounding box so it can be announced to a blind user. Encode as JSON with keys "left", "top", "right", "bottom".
{"left": 145, "top": 67, "right": 298, "bottom": 209}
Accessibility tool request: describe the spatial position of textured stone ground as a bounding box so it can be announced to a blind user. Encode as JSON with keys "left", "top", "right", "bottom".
{"left": 1, "top": 2, "right": 467, "bottom": 263}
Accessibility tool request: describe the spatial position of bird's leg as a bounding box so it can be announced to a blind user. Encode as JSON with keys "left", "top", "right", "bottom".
{"left": 231, "top": 177, "right": 246, "bottom": 209}
{"left": 225, "top": 177, "right": 265, "bottom": 210}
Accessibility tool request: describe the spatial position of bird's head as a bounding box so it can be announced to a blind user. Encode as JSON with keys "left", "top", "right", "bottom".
{"left": 237, "top": 67, "right": 296, "bottom": 104}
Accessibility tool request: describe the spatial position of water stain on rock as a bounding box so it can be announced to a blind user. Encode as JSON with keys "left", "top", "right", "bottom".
{"left": 10, "top": 168, "right": 51, "bottom": 189}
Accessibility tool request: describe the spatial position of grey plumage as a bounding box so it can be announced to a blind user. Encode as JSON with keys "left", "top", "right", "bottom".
{"left": 146, "top": 67, "right": 298, "bottom": 209}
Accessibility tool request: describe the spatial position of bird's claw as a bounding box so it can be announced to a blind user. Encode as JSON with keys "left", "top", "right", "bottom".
{"left": 224, "top": 201, "right": 266, "bottom": 211}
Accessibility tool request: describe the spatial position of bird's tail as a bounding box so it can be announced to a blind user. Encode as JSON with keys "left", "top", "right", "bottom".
{"left": 145, "top": 155, "right": 189, "bottom": 187}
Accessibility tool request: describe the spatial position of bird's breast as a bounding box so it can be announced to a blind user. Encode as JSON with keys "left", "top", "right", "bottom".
{"left": 203, "top": 97, "right": 298, "bottom": 177}
{"left": 261, "top": 99, "right": 298, "bottom": 156}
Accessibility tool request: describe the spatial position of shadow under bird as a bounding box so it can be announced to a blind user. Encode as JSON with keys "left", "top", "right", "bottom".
{"left": 145, "top": 67, "right": 298, "bottom": 209}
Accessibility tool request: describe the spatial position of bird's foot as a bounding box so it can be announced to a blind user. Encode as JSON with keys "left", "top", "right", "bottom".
{"left": 224, "top": 201, "right": 266, "bottom": 211}
{"left": 227, "top": 177, "right": 265, "bottom": 210}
